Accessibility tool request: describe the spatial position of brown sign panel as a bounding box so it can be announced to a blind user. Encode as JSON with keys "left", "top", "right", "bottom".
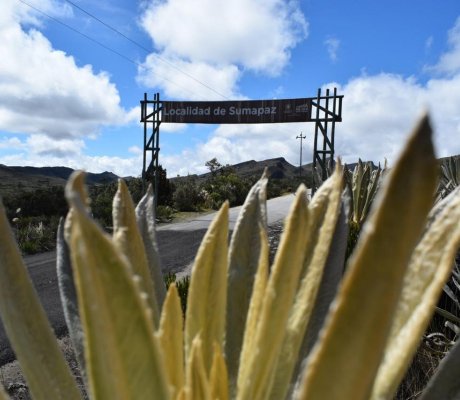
{"left": 161, "top": 98, "right": 313, "bottom": 124}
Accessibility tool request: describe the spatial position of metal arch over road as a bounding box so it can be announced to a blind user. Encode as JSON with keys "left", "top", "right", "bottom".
{"left": 140, "top": 89, "right": 343, "bottom": 199}
{"left": 161, "top": 98, "right": 314, "bottom": 124}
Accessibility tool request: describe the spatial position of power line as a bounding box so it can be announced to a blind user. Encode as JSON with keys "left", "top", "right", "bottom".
{"left": 62, "top": 0, "right": 229, "bottom": 100}
{"left": 17, "top": 0, "right": 204, "bottom": 100}
{"left": 17, "top": 0, "right": 309, "bottom": 141}
{"left": 64, "top": 0, "right": 152, "bottom": 53}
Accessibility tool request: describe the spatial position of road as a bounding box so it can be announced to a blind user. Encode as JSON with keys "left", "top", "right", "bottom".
{"left": 0, "top": 194, "right": 294, "bottom": 365}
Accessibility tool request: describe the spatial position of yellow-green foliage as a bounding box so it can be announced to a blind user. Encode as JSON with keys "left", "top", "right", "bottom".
{"left": 0, "top": 114, "right": 459, "bottom": 400}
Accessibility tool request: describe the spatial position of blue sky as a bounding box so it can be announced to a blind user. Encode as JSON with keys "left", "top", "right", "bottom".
{"left": 1, "top": 0, "right": 460, "bottom": 177}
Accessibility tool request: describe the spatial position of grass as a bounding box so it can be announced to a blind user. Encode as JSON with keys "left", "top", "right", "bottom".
{"left": 12, "top": 216, "right": 59, "bottom": 255}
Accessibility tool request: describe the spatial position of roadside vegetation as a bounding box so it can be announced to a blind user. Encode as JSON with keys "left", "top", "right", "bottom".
{"left": 0, "top": 159, "right": 304, "bottom": 255}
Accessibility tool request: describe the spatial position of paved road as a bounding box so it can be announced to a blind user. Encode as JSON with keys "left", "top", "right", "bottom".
{"left": 0, "top": 195, "right": 295, "bottom": 365}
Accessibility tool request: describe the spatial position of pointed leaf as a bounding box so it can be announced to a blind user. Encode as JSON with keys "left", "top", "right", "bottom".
{"left": 371, "top": 187, "right": 460, "bottom": 399}
{"left": 136, "top": 185, "right": 166, "bottom": 308}
{"left": 113, "top": 180, "right": 160, "bottom": 326}
{"left": 157, "top": 283, "right": 184, "bottom": 397}
{"left": 210, "top": 344, "right": 229, "bottom": 400}
{"left": 0, "top": 200, "right": 81, "bottom": 400}
{"left": 297, "top": 114, "right": 438, "bottom": 400}
{"left": 56, "top": 217, "right": 86, "bottom": 381}
{"left": 237, "top": 226, "right": 269, "bottom": 392}
{"left": 237, "top": 185, "right": 309, "bottom": 400}
{"left": 226, "top": 172, "right": 267, "bottom": 382}
{"left": 269, "top": 165, "right": 344, "bottom": 400}
{"left": 66, "top": 172, "right": 170, "bottom": 400}
{"left": 185, "top": 337, "right": 210, "bottom": 400}
{"left": 361, "top": 166, "right": 382, "bottom": 224}
{"left": 299, "top": 188, "right": 350, "bottom": 358}
{"left": 185, "top": 202, "right": 229, "bottom": 372}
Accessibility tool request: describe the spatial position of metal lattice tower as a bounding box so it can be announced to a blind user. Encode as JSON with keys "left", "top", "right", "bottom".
{"left": 312, "top": 88, "right": 343, "bottom": 193}
{"left": 140, "top": 92, "right": 161, "bottom": 208}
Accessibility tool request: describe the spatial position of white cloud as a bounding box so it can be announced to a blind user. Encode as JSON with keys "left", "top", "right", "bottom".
{"left": 128, "top": 145, "right": 142, "bottom": 155}
{"left": 426, "top": 16, "right": 460, "bottom": 76}
{"left": 162, "top": 122, "right": 308, "bottom": 176}
{"left": 158, "top": 16, "right": 460, "bottom": 176}
{"left": 26, "top": 134, "right": 86, "bottom": 157}
{"left": 0, "top": 136, "right": 24, "bottom": 150}
{"left": 324, "top": 36, "right": 340, "bottom": 62}
{"left": 141, "top": 0, "right": 307, "bottom": 75}
{"left": 159, "top": 70, "right": 460, "bottom": 176}
{"left": 3, "top": 0, "right": 72, "bottom": 27}
{"left": 0, "top": 0, "right": 132, "bottom": 140}
{"left": 138, "top": 54, "right": 242, "bottom": 100}
{"left": 139, "top": 0, "right": 308, "bottom": 99}
{"left": 0, "top": 145, "right": 142, "bottom": 177}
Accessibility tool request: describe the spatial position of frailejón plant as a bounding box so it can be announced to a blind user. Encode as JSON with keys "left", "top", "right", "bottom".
{"left": 0, "top": 114, "right": 459, "bottom": 399}
{"left": 344, "top": 159, "right": 386, "bottom": 226}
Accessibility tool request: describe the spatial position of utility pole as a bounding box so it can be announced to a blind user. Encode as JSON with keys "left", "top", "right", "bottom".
{"left": 296, "top": 132, "right": 306, "bottom": 177}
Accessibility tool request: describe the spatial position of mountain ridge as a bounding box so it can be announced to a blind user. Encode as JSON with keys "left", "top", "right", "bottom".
{"left": 1, "top": 153, "right": 457, "bottom": 196}
{"left": 0, "top": 164, "right": 119, "bottom": 196}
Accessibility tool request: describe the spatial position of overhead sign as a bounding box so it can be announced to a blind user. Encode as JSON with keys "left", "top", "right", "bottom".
{"left": 161, "top": 98, "right": 313, "bottom": 124}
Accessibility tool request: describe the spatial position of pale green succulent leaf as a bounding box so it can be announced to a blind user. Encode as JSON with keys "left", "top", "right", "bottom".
{"left": 361, "top": 166, "right": 382, "bottom": 224}
{"left": 237, "top": 185, "right": 309, "bottom": 400}
{"left": 269, "top": 165, "right": 343, "bottom": 400}
{"left": 66, "top": 172, "right": 170, "bottom": 400}
{"left": 157, "top": 283, "right": 184, "bottom": 397}
{"left": 0, "top": 201, "right": 81, "bottom": 400}
{"left": 298, "top": 188, "right": 350, "bottom": 357}
{"left": 291, "top": 188, "right": 351, "bottom": 396}
{"left": 113, "top": 179, "right": 161, "bottom": 326}
{"left": 226, "top": 171, "right": 268, "bottom": 382}
{"left": 185, "top": 202, "right": 229, "bottom": 372}
{"left": 210, "top": 343, "right": 229, "bottom": 400}
{"left": 297, "top": 114, "right": 438, "bottom": 400}
{"left": 237, "top": 225, "right": 269, "bottom": 391}
{"left": 371, "top": 187, "right": 460, "bottom": 399}
{"left": 56, "top": 217, "right": 86, "bottom": 382}
{"left": 135, "top": 184, "right": 166, "bottom": 309}
{"left": 185, "top": 337, "right": 211, "bottom": 400}
{"left": 352, "top": 159, "right": 368, "bottom": 223}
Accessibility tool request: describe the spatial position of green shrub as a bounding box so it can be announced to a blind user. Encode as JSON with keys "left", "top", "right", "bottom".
{"left": 12, "top": 216, "right": 59, "bottom": 255}
{"left": 156, "top": 205, "right": 174, "bottom": 222}
{"left": 3, "top": 186, "right": 68, "bottom": 220}
{"left": 173, "top": 176, "right": 203, "bottom": 211}
{"left": 164, "top": 273, "right": 190, "bottom": 315}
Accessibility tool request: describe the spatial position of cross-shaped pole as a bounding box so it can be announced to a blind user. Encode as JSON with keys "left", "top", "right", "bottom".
{"left": 296, "top": 132, "right": 306, "bottom": 177}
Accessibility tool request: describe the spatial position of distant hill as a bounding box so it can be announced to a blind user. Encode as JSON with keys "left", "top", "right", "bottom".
{"left": 0, "top": 164, "right": 119, "bottom": 196}
{"left": 172, "top": 157, "right": 316, "bottom": 184}
{"left": 1, "top": 154, "right": 457, "bottom": 197}
{"left": 172, "top": 156, "right": 383, "bottom": 185}
{"left": 201, "top": 157, "right": 308, "bottom": 181}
